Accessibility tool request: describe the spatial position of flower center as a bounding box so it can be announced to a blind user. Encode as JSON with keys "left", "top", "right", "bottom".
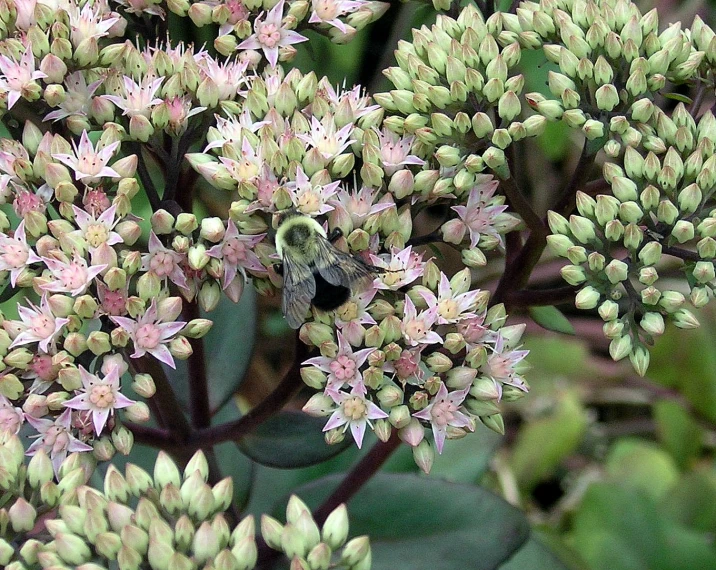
{"left": 85, "top": 223, "right": 109, "bottom": 247}
{"left": 329, "top": 354, "right": 356, "bottom": 381}
{"left": 135, "top": 323, "right": 161, "bottom": 349}
{"left": 381, "top": 269, "right": 405, "bottom": 287}
{"left": 89, "top": 384, "right": 115, "bottom": 408}
{"left": 31, "top": 354, "right": 58, "bottom": 382}
{"left": 2, "top": 243, "right": 28, "bottom": 268}
{"left": 336, "top": 301, "right": 358, "bottom": 321}
{"left": 31, "top": 315, "right": 56, "bottom": 338}
{"left": 149, "top": 251, "right": 175, "bottom": 277}
{"left": 60, "top": 263, "right": 89, "bottom": 290}
{"left": 342, "top": 396, "right": 367, "bottom": 420}
{"left": 430, "top": 398, "right": 457, "bottom": 427}
{"left": 438, "top": 298, "right": 459, "bottom": 320}
{"left": 297, "top": 191, "right": 321, "bottom": 214}
{"left": 223, "top": 239, "right": 247, "bottom": 263}
{"left": 257, "top": 23, "right": 281, "bottom": 48}
{"left": 315, "top": 0, "right": 339, "bottom": 20}
{"left": 404, "top": 318, "right": 426, "bottom": 341}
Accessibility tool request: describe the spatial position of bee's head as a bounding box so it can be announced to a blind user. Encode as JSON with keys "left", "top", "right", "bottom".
{"left": 273, "top": 208, "right": 301, "bottom": 229}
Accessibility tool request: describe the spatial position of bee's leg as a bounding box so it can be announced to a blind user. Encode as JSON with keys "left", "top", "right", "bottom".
{"left": 273, "top": 263, "right": 284, "bottom": 276}
{"left": 327, "top": 228, "right": 343, "bottom": 243}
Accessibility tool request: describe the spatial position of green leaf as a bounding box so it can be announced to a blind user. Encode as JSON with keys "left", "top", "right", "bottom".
{"left": 170, "top": 290, "right": 257, "bottom": 414}
{"left": 428, "top": 427, "right": 502, "bottom": 483}
{"left": 661, "top": 469, "right": 716, "bottom": 534}
{"left": 653, "top": 400, "right": 703, "bottom": 469}
{"left": 236, "top": 410, "right": 351, "bottom": 468}
{"left": 662, "top": 93, "right": 693, "bottom": 105}
{"left": 649, "top": 317, "right": 716, "bottom": 423}
{"left": 291, "top": 473, "right": 530, "bottom": 570}
{"left": 604, "top": 439, "right": 679, "bottom": 501}
{"left": 508, "top": 389, "right": 588, "bottom": 490}
{"left": 570, "top": 483, "right": 671, "bottom": 570}
{"left": 529, "top": 306, "right": 575, "bottom": 335}
{"left": 499, "top": 533, "right": 579, "bottom": 570}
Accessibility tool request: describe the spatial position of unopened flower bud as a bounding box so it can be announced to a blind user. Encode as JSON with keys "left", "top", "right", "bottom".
{"left": 575, "top": 286, "right": 600, "bottom": 309}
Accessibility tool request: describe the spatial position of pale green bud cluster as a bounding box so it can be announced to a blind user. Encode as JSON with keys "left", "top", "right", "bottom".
{"left": 375, "top": 4, "right": 546, "bottom": 182}
{"left": 261, "top": 496, "right": 372, "bottom": 570}
{"left": 547, "top": 105, "right": 716, "bottom": 374}
{"left": 0, "top": 440, "right": 371, "bottom": 569}
{"left": 521, "top": 0, "right": 712, "bottom": 158}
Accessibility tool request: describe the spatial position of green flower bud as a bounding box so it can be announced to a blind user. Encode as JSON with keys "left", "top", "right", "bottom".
{"left": 690, "top": 286, "right": 711, "bottom": 308}
{"left": 341, "top": 536, "right": 371, "bottom": 567}
{"left": 598, "top": 300, "right": 620, "bottom": 321}
{"left": 575, "top": 286, "right": 600, "bottom": 309}
{"left": 638, "top": 241, "right": 662, "bottom": 265}
{"left": 55, "top": 532, "right": 91, "bottom": 565}
{"left": 671, "top": 220, "right": 695, "bottom": 243}
{"left": 639, "top": 266, "right": 659, "bottom": 286}
{"left": 604, "top": 259, "right": 629, "bottom": 283}
{"left": 560, "top": 263, "right": 586, "bottom": 285}
{"left": 595, "top": 83, "right": 619, "bottom": 111}
{"left": 693, "top": 261, "right": 715, "bottom": 283}
{"left": 629, "top": 345, "right": 650, "bottom": 377}
{"left": 640, "top": 312, "right": 665, "bottom": 336}
{"left": 412, "top": 439, "right": 435, "bottom": 474}
{"left": 623, "top": 223, "right": 644, "bottom": 249}
{"left": 582, "top": 119, "right": 605, "bottom": 140}
{"left": 609, "top": 335, "right": 632, "bottom": 361}
{"left": 569, "top": 215, "right": 596, "bottom": 243}
{"left": 630, "top": 98, "right": 654, "bottom": 123}
{"left": 546, "top": 234, "right": 574, "bottom": 257}
{"left": 595, "top": 195, "right": 620, "bottom": 225}
{"left": 389, "top": 404, "right": 411, "bottom": 429}
{"left": 619, "top": 201, "right": 643, "bottom": 224}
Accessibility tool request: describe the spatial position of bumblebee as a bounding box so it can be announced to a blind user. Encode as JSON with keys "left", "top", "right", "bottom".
{"left": 274, "top": 210, "right": 374, "bottom": 328}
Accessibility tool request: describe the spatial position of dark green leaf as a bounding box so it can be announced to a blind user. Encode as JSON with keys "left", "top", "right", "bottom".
{"left": 500, "top": 533, "right": 579, "bottom": 570}
{"left": 170, "top": 289, "right": 257, "bottom": 414}
{"left": 291, "top": 473, "right": 530, "bottom": 570}
{"left": 428, "top": 427, "right": 502, "bottom": 483}
{"left": 529, "top": 306, "right": 575, "bottom": 335}
{"left": 662, "top": 93, "right": 693, "bottom": 104}
{"left": 236, "top": 410, "right": 351, "bottom": 468}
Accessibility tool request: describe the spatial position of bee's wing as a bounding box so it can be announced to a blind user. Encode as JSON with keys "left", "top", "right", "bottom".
{"left": 282, "top": 253, "right": 315, "bottom": 329}
{"left": 314, "top": 237, "right": 374, "bottom": 291}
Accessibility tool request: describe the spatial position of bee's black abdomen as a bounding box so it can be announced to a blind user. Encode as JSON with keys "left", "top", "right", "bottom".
{"left": 312, "top": 273, "right": 350, "bottom": 311}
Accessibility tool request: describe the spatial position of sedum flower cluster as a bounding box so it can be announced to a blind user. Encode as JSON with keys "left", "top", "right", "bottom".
{"left": 0, "top": 0, "right": 533, "bottom": 477}
{"left": 0, "top": 432, "right": 367, "bottom": 570}
{"left": 508, "top": 0, "right": 716, "bottom": 375}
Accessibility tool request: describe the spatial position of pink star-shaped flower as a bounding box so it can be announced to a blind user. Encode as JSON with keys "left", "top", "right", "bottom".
{"left": 7, "top": 294, "right": 70, "bottom": 353}
{"left": 303, "top": 332, "right": 374, "bottom": 396}
{"left": 400, "top": 295, "right": 442, "bottom": 347}
{"left": 110, "top": 299, "right": 186, "bottom": 368}
{"left": 25, "top": 409, "right": 93, "bottom": 475}
{"left": 206, "top": 220, "right": 266, "bottom": 289}
{"left": 238, "top": 0, "right": 309, "bottom": 68}
{"left": 0, "top": 43, "right": 47, "bottom": 110}
{"left": 63, "top": 365, "right": 135, "bottom": 436}
{"left": 321, "top": 388, "right": 388, "bottom": 449}
{"left": 52, "top": 130, "right": 121, "bottom": 184}
{"left": 40, "top": 252, "right": 106, "bottom": 296}
{"left": 413, "top": 383, "right": 473, "bottom": 454}
{"left": 140, "top": 232, "right": 189, "bottom": 290}
{"left": 0, "top": 220, "right": 41, "bottom": 287}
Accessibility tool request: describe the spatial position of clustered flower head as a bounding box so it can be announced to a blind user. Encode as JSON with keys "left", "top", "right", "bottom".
{"left": 514, "top": 0, "right": 716, "bottom": 375}
{"left": 0, "top": 0, "right": 535, "bottom": 478}
{"left": 0, "top": 435, "right": 368, "bottom": 570}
